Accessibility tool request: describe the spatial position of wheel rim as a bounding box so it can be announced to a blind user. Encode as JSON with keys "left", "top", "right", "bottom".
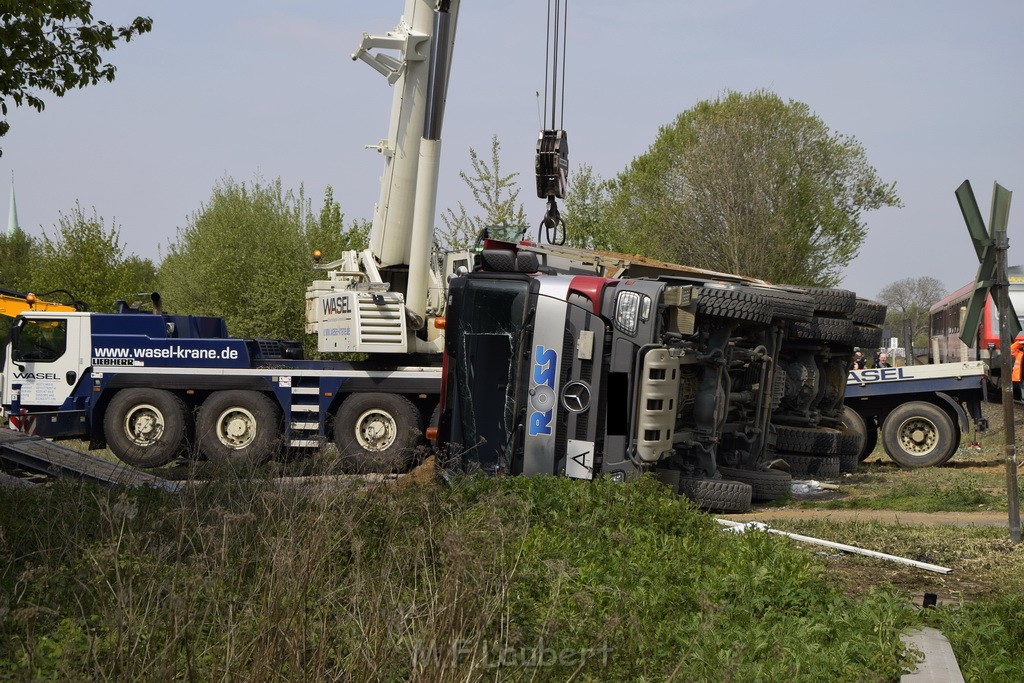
{"left": 215, "top": 406, "right": 258, "bottom": 450}
{"left": 896, "top": 417, "right": 938, "bottom": 457}
{"left": 354, "top": 408, "right": 398, "bottom": 452}
{"left": 123, "top": 404, "right": 165, "bottom": 447}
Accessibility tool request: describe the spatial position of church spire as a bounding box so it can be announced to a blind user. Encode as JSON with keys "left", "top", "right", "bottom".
{"left": 6, "top": 172, "right": 19, "bottom": 237}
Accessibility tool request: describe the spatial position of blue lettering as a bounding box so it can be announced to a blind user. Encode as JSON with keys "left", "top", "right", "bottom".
{"left": 850, "top": 366, "right": 915, "bottom": 383}
{"left": 528, "top": 346, "right": 558, "bottom": 436}
{"left": 533, "top": 346, "right": 557, "bottom": 387}
{"left": 529, "top": 409, "right": 553, "bottom": 436}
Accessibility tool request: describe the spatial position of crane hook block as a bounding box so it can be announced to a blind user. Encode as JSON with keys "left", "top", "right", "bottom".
{"left": 535, "top": 129, "right": 569, "bottom": 200}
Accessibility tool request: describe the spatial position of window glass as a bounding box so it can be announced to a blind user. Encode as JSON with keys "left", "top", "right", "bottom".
{"left": 17, "top": 319, "right": 68, "bottom": 362}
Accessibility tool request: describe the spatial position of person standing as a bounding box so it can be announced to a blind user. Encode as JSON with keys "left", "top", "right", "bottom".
{"left": 851, "top": 350, "right": 866, "bottom": 370}
{"left": 876, "top": 353, "right": 891, "bottom": 368}
{"left": 1011, "top": 338, "right": 1024, "bottom": 401}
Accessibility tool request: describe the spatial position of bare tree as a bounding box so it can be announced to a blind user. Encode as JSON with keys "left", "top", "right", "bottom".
{"left": 876, "top": 276, "right": 946, "bottom": 348}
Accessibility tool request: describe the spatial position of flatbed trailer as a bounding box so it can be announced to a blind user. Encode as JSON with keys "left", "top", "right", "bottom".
{"left": 844, "top": 361, "right": 991, "bottom": 467}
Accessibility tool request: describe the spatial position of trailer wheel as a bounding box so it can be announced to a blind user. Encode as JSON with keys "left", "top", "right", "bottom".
{"left": 335, "top": 393, "right": 423, "bottom": 473}
{"left": 678, "top": 476, "right": 752, "bottom": 513}
{"left": 104, "top": 389, "right": 189, "bottom": 468}
{"left": 860, "top": 422, "right": 878, "bottom": 461}
{"left": 881, "top": 402, "right": 957, "bottom": 468}
{"left": 717, "top": 466, "right": 792, "bottom": 502}
{"left": 840, "top": 407, "right": 875, "bottom": 463}
{"left": 197, "top": 391, "right": 281, "bottom": 467}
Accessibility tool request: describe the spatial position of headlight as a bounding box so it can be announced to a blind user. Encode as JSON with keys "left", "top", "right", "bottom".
{"left": 615, "top": 291, "right": 641, "bottom": 335}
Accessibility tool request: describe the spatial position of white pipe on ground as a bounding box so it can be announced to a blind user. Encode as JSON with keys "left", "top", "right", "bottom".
{"left": 715, "top": 519, "right": 952, "bottom": 574}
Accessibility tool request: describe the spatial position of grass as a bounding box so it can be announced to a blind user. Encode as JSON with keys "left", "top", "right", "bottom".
{"left": 0, "top": 473, "right": 918, "bottom": 680}
{"left": 761, "top": 517, "right": 1024, "bottom": 680}
{"left": 7, "top": 401, "right": 1024, "bottom": 678}
{"left": 816, "top": 474, "right": 1004, "bottom": 512}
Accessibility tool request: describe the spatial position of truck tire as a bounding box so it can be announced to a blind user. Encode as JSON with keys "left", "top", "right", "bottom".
{"left": 839, "top": 407, "right": 870, "bottom": 467}
{"left": 784, "top": 286, "right": 857, "bottom": 317}
{"left": 860, "top": 422, "right": 878, "bottom": 461}
{"left": 841, "top": 406, "right": 876, "bottom": 461}
{"left": 197, "top": 390, "right": 281, "bottom": 467}
{"left": 678, "top": 476, "right": 752, "bottom": 513}
{"left": 774, "top": 424, "right": 838, "bottom": 454}
{"left": 696, "top": 286, "right": 774, "bottom": 325}
{"left": 780, "top": 453, "right": 841, "bottom": 479}
{"left": 852, "top": 324, "right": 884, "bottom": 350}
{"left": 717, "top": 466, "right": 792, "bottom": 502}
{"left": 750, "top": 286, "right": 814, "bottom": 322}
{"left": 335, "top": 393, "right": 423, "bottom": 473}
{"left": 104, "top": 388, "right": 189, "bottom": 468}
{"left": 881, "top": 402, "right": 958, "bottom": 468}
{"left": 789, "top": 317, "right": 854, "bottom": 344}
{"left": 852, "top": 298, "right": 887, "bottom": 326}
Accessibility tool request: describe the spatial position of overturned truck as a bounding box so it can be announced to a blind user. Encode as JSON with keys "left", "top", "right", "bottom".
{"left": 435, "top": 237, "right": 885, "bottom": 512}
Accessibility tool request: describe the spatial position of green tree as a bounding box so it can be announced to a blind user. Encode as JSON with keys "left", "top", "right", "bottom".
{"left": 0, "top": 1, "right": 152, "bottom": 154}
{"left": 601, "top": 90, "right": 902, "bottom": 286}
{"left": 439, "top": 135, "right": 528, "bottom": 250}
{"left": 158, "top": 177, "right": 367, "bottom": 342}
{"left": 877, "top": 276, "right": 946, "bottom": 348}
{"left": 0, "top": 229, "right": 38, "bottom": 292}
{"left": 32, "top": 202, "right": 156, "bottom": 311}
{"left": 562, "top": 163, "right": 613, "bottom": 250}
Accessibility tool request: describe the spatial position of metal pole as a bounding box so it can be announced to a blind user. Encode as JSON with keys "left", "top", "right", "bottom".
{"left": 904, "top": 319, "right": 915, "bottom": 366}
{"left": 994, "top": 231, "right": 1022, "bottom": 542}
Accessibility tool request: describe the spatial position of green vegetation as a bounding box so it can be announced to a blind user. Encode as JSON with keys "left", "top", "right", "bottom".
{"left": 765, "top": 518, "right": 1024, "bottom": 679}
{"left": 926, "top": 593, "right": 1024, "bottom": 681}
{"left": 438, "top": 135, "right": 528, "bottom": 250}
{"left": 1, "top": 203, "right": 157, "bottom": 312}
{"left": 816, "top": 474, "right": 1004, "bottom": 512}
{"left": 0, "top": 475, "right": 916, "bottom": 680}
{"left": 33, "top": 202, "right": 157, "bottom": 312}
{"left": 157, "top": 177, "right": 367, "bottom": 350}
{"left": 0, "top": 1, "right": 153, "bottom": 154}
{"left": 597, "top": 90, "right": 901, "bottom": 286}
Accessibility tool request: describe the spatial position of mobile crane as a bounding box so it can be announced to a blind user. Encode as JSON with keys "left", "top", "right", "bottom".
{"left": 1, "top": 0, "right": 462, "bottom": 471}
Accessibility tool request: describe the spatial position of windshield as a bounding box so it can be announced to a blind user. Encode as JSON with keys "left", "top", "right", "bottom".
{"left": 445, "top": 277, "right": 531, "bottom": 474}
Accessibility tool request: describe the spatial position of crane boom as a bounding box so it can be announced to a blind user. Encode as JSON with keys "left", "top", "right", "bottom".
{"left": 306, "top": 0, "right": 465, "bottom": 355}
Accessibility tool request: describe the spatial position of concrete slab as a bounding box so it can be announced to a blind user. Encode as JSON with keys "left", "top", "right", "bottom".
{"left": 901, "top": 627, "right": 964, "bottom": 682}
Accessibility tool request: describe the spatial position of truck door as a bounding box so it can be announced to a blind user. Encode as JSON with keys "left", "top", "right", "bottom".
{"left": 5, "top": 315, "right": 88, "bottom": 410}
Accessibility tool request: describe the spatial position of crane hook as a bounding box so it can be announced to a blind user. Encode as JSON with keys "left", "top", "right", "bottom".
{"left": 539, "top": 196, "right": 566, "bottom": 246}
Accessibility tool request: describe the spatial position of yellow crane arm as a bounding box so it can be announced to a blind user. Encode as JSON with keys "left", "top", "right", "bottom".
{"left": 0, "top": 290, "right": 82, "bottom": 317}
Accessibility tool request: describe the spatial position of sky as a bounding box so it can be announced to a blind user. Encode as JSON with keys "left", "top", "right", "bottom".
{"left": 2, "top": 0, "right": 1023, "bottom": 301}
